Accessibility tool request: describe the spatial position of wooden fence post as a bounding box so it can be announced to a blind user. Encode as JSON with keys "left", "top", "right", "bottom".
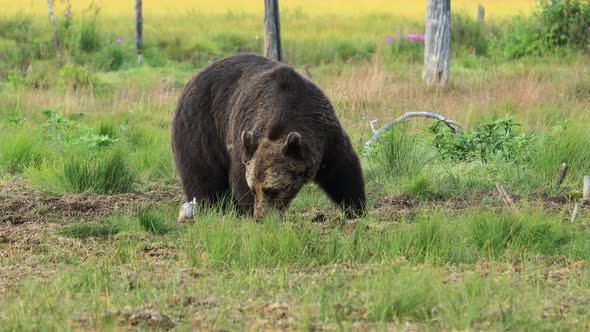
{"left": 423, "top": 0, "right": 451, "bottom": 86}
{"left": 584, "top": 176, "right": 590, "bottom": 202}
{"left": 135, "top": 0, "right": 143, "bottom": 65}
{"left": 264, "top": 0, "right": 282, "bottom": 61}
{"left": 47, "top": 0, "right": 62, "bottom": 61}
{"left": 477, "top": 4, "right": 485, "bottom": 25}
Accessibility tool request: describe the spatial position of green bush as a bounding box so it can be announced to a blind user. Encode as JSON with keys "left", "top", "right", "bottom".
{"left": 40, "top": 109, "right": 77, "bottom": 142}
{"left": 0, "top": 16, "right": 44, "bottom": 73}
{"left": 78, "top": 20, "right": 101, "bottom": 53}
{"left": 78, "top": 132, "right": 118, "bottom": 148}
{"left": 538, "top": 0, "right": 590, "bottom": 49}
{"left": 428, "top": 117, "right": 536, "bottom": 163}
{"left": 451, "top": 12, "right": 488, "bottom": 55}
{"left": 97, "top": 44, "right": 128, "bottom": 71}
{"left": 58, "top": 64, "right": 99, "bottom": 90}
{"left": 491, "top": 1, "right": 590, "bottom": 59}
{"left": 490, "top": 16, "right": 544, "bottom": 59}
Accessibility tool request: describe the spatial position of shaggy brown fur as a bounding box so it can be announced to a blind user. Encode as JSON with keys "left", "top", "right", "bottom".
{"left": 171, "top": 53, "right": 365, "bottom": 218}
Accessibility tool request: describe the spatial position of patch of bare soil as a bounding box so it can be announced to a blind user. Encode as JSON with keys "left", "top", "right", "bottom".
{"left": 0, "top": 178, "right": 181, "bottom": 225}
{"left": 374, "top": 190, "right": 578, "bottom": 221}
{"left": 119, "top": 306, "right": 175, "bottom": 330}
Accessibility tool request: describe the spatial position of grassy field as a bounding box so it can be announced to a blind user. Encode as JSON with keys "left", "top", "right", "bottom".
{"left": 1, "top": 1, "right": 590, "bottom": 330}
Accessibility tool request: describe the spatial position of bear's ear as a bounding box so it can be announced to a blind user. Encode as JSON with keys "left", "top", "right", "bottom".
{"left": 270, "top": 66, "right": 296, "bottom": 91}
{"left": 282, "top": 132, "right": 303, "bottom": 159}
{"left": 241, "top": 130, "right": 259, "bottom": 158}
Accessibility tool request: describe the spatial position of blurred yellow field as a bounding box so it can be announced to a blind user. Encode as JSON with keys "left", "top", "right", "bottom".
{"left": 4, "top": 0, "right": 536, "bottom": 19}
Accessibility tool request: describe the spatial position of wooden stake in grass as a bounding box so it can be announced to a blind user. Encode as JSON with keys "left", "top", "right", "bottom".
{"left": 571, "top": 203, "right": 581, "bottom": 223}
{"left": 555, "top": 162, "right": 569, "bottom": 190}
{"left": 477, "top": 4, "right": 485, "bottom": 25}
{"left": 423, "top": 0, "right": 451, "bottom": 85}
{"left": 584, "top": 176, "right": 590, "bottom": 202}
{"left": 46, "top": 0, "right": 62, "bottom": 61}
{"left": 496, "top": 183, "right": 517, "bottom": 210}
{"left": 570, "top": 176, "right": 589, "bottom": 223}
{"left": 135, "top": 0, "right": 143, "bottom": 65}
{"left": 264, "top": 0, "right": 282, "bottom": 62}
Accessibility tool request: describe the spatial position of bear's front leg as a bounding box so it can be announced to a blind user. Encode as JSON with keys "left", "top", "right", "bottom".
{"left": 315, "top": 141, "right": 366, "bottom": 218}
{"left": 229, "top": 162, "right": 255, "bottom": 216}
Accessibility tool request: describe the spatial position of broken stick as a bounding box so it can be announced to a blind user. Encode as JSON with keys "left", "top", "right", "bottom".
{"left": 496, "top": 183, "right": 517, "bottom": 210}
{"left": 555, "top": 163, "right": 568, "bottom": 190}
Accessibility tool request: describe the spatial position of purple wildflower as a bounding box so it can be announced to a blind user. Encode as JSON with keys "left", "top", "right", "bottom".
{"left": 587, "top": 26, "right": 590, "bottom": 33}
{"left": 406, "top": 33, "right": 418, "bottom": 41}
{"left": 418, "top": 34, "right": 425, "bottom": 42}
{"left": 116, "top": 38, "right": 124, "bottom": 44}
{"left": 66, "top": 9, "right": 72, "bottom": 17}
{"left": 384, "top": 36, "right": 394, "bottom": 44}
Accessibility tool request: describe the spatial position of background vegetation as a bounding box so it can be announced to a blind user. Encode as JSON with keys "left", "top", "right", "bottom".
{"left": 1, "top": 0, "right": 589, "bottom": 330}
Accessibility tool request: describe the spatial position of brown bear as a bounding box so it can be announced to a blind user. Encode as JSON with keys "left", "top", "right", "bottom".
{"left": 171, "top": 53, "right": 365, "bottom": 220}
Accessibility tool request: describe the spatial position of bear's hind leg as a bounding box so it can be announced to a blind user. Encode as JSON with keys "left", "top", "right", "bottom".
{"left": 172, "top": 129, "right": 231, "bottom": 217}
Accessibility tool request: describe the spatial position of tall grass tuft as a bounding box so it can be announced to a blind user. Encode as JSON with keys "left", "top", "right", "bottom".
{"left": 369, "top": 125, "right": 433, "bottom": 179}
{"left": 97, "top": 121, "right": 118, "bottom": 139}
{"left": 532, "top": 123, "right": 590, "bottom": 191}
{"left": 55, "top": 148, "right": 135, "bottom": 194}
{"left": 0, "top": 132, "right": 44, "bottom": 174}
{"left": 137, "top": 206, "right": 173, "bottom": 234}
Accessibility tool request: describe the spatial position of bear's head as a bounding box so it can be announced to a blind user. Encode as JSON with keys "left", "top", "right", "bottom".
{"left": 241, "top": 130, "right": 308, "bottom": 218}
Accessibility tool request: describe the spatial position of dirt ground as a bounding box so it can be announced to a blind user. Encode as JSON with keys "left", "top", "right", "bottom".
{"left": 0, "top": 178, "right": 181, "bottom": 225}
{"left": 1, "top": 177, "right": 583, "bottom": 248}
{"left": 0, "top": 178, "right": 580, "bottom": 227}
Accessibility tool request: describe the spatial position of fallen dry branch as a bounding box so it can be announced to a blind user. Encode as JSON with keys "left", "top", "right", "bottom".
{"left": 365, "top": 111, "right": 466, "bottom": 152}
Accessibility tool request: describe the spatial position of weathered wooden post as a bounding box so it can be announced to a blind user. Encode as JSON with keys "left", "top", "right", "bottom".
{"left": 477, "top": 4, "right": 485, "bottom": 25}
{"left": 571, "top": 176, "right": 590, "bottom": 222}
{"left": 584, "top": 176, "right": 590, "bottom": 202}
{"left": 556, "top": 162, "right": 569, "bottom": 190}
{"left": 47, "top": 0, "right": 62, "bottom": 61}
{"left": 135, "top": 0, "right": 143, "bottom": 65}
{"left": 423, "top": 0, "right": 451, "bottom": 86}
{"left": 264, "top": 0, "right": 282, "bottom": 62}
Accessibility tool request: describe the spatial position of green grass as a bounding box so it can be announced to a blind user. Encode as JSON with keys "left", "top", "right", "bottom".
{"left": 32, "top": 147, "right": 136, "bottom": 194}
{"left": 137, "top": 206, "right": 175, "bottom": 235}
{"left": 173, "top": 207, "right": 589, "bottom": 270}
{"left": 0, "top": 130, "right": 44, "bottom": 174}
{"left": 367, "top": 124, "right": 434, "bottom": 180}
{"left": 1, "top": 207, "right": 589, "bottom": 330}
{"left": 1, "top": 11, "right": 590, "bottom": 329}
